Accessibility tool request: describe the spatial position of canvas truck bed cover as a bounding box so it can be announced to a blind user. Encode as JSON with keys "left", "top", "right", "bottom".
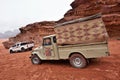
{"left": 54, "top": 13, "right": 108, "bottom": 45}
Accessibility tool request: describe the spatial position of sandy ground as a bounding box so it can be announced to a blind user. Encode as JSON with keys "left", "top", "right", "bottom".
{"left": 0, "top": 39, "right": 120, "bottom": 80}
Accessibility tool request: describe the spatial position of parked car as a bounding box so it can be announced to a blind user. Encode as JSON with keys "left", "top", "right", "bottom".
{"left": 9, "top": 41, "right": 34, "bottom": 53}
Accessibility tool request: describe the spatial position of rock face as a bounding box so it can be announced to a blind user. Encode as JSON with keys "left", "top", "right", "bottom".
{"left": 3, "top": 21, "right": 55, "bottom": 49}
{"left": 3, "top": 0, "right": 120, "bottom": 49}
{"left": 57, "top": 0, "right": 120, "bottom": 38}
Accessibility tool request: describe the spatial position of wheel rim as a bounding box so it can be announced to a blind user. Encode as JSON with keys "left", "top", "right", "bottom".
{"left": 73, "top": 57, "right": 82, "bottom": 67}
{"left": 32, "top": 57, "right": 39, "bottom": 64}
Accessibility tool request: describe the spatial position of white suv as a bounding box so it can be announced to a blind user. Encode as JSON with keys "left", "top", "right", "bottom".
{"left": 9, "top": 42, "right": 34, "bottom": 53}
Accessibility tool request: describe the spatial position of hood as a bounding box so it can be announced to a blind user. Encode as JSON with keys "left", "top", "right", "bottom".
{"left": 33, "top": 46, "right": 42, "bottom": 51}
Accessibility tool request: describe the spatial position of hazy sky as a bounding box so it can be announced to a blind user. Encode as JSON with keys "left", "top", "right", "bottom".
{"left": 0, "top": 0, "right": 74, "bottom": 33}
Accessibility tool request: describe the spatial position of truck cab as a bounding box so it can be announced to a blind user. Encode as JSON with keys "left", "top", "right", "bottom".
{"left": 31, "top": 35, "right": 59, "bottom": 60}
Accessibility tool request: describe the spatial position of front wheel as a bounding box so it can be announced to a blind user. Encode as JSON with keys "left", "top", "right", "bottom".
{"left": 31, "top": 55, "right": 41, "bottom": 65}
{"left": 69, "top": 54, "right": 87, "bottom": 68}
{"left": 10, "top": 50, "right": 14, "bottom": 53}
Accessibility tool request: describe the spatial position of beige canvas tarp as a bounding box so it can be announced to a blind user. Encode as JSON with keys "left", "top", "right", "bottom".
{"left": 54, "top": 13, "right": 108, "bottom": 45}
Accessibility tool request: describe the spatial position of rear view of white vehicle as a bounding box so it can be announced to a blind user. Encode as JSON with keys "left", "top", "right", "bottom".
{"left": 9, "top": 41, "right": 34, "bottom": 53}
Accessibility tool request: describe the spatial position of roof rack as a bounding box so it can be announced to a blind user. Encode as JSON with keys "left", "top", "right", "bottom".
{"left": 55, "top": 13, "right": 102, "bottom": 27}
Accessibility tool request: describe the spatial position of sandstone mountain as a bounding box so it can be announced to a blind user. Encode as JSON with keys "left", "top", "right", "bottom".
{"left": 3, "top": 0, "right": 120, "bottom": 49}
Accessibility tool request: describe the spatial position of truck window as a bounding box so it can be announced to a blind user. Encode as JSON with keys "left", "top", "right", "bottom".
{"left": 21, "top": 42, "right": 27, "bottom": 46}
{"left": 12, "top": 45, "right": 16, "bottom": 47}
{"left": 53, "top": 36, "right": 56, "bottom": 43}
{"left": 17, "top": 44, "right": 19, "bottom": 46}
{"left": 43, "top": 38, "right": 51, "bottom": 46}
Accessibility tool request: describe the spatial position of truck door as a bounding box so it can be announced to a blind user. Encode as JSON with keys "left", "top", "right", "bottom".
{"left": 16, "top": 44, "right": 20, "bottom": 51}
{"left": 43, "top": 38, "right": 55, "bottom": 57}
{"left": 12, "top": 45, "right": 16, "bottom": 51}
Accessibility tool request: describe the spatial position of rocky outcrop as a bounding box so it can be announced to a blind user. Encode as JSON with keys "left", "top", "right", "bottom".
{"left": 3, "top": 21, "right": 55, "bottom": 49}
{"left": 102, "top": 3, "right": 120, "bottom": 37}
{"left": 57, "top": 0, "right": 120, "bottom": 38}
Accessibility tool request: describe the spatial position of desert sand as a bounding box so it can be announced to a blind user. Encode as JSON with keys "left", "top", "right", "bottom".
{"left": 0, "top": 39, "right": 120, "bottom": 80}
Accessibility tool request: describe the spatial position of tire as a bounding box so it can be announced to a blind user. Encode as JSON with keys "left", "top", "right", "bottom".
{"left": 10, "top": 50, "right": 14, "bottom": 53}
{"left": 29, "top": 47, "right": 32, "bottom": 51}
{"left": 69, "top": 54, "right": 87, "bottom": 68}
{"left": 31, "top": 55, "right": 41, "bottom": 65}
{"left": 21, "top": 47, "right": 25, "bottom": 52}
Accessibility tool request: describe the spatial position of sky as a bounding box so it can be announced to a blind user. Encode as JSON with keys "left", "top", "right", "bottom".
{"left": 0, "top": 0, "right": 74, "bottom": 33}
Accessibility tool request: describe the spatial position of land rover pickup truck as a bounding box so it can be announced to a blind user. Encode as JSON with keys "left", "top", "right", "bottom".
{"left": 9, "top": 41, "right": 34, "bottom": 53}
{"left": 30, "top": 13, "right": 109, "bottom": 68}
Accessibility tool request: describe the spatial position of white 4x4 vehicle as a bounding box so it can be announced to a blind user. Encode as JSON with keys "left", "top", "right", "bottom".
{"left": 9, "top": 42, "right": 34, "bottom": 53}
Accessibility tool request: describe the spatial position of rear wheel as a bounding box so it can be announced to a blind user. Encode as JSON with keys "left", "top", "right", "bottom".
{"left": 29, "top": 47, "right": 32, "bottom": 51}
{"left": 21, "top": 47, "right": 25, "bottom": 52}
{"left": 69, "top": 54, "right": 87, "bottom": 68}
{"left": 31, "top": 55, "right": 41, "bottom": 64}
